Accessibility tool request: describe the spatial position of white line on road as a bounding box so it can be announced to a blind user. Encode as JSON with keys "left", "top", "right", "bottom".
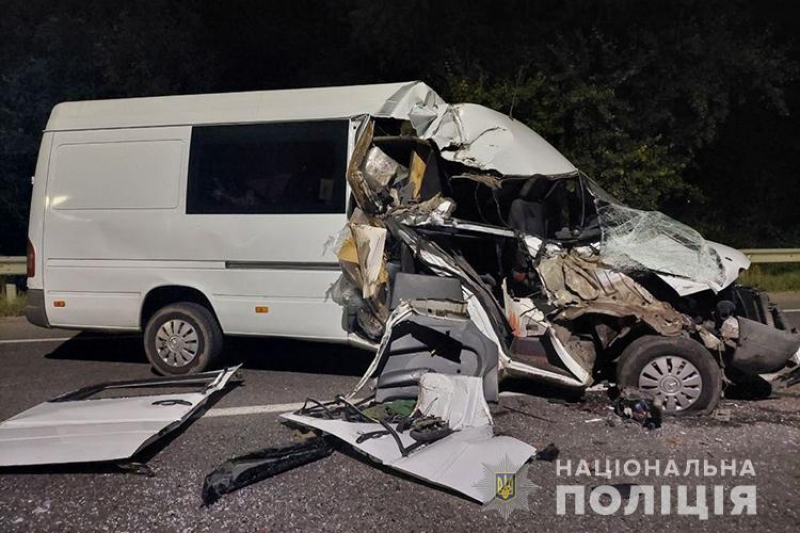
{"left": 784, "top": 308, "right": 800, "bottom": 313}
{"left": 0, "top": 335, "right": 140, "bottom": 345}
{"left": 0, "top": 336, "right": 75, "bottom": 344}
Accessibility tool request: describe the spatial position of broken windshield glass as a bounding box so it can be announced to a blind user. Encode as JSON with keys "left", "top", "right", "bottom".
{"left": 595, "top": 201, "right": 726, "bottom": 290}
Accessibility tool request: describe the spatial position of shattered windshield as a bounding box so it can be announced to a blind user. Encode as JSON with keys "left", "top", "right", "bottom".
{"left": 585, "top": 178, "right": 726, "bottom": 289}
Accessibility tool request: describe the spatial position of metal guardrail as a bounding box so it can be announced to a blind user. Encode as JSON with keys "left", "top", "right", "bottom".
{"left": 741, "top": 249, "right": 800, "bottom": 264}
{"left": 1, "top": 249, "right": 799, "bottom": 275}
{"left": 0, "top": 256, "right": 26, "bottom": 276}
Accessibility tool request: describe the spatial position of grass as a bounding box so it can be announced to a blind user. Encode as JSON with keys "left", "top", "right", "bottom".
{"left": 0, "top": 292, "right": 26, "bottom": 317}
{"left": 738, "top": 263, "right": 800, "bottom": 292}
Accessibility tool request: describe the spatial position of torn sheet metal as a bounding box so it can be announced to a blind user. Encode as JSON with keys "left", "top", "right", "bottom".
{"left": 386, "top": 219, "right": 513, "bottom": 345}
{"left": 348, "top": 302, "right": 415, "bottom": 399}
{"left": 351, "top": 224, "right": 388, "bottom": 299}
{"left": 346, "top": 120, "right": 382, "bottom": 215}
{"left": 536, "top": 248, "right": 691, "bottom": 336}
{"left": 429, "top": 104, "right": 578, "bottom": 177}
{"left": 377, "top": 81, "right": 449, "bottom": 136}
{"left": 283, "top": 376, "right": 535, "bottom": 503}
{"left": 375, "top": 83, "right": 578, "bottom": 178}
{"left": 0, "top": 366, "right": 241, "bottom": 467}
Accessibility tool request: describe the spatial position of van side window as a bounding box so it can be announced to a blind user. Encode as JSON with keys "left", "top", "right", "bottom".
{"left": 187, "top": 121, "right": 348, "bottom": 214}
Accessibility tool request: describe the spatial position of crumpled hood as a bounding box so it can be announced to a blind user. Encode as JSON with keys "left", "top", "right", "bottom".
{"left": 654, "top": 241, "right": 751, "bottom": 296}
{"left": 707, "top": 241, "right": 751, "bottom": 288}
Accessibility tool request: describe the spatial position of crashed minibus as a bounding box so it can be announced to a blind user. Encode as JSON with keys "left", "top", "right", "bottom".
{"left": 26, "top": 81, "right": 800, "bottom": 415}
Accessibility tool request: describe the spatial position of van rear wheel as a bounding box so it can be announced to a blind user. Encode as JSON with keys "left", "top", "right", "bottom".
{"left": 144, "top": 302, "right": 223, "bottom": 375}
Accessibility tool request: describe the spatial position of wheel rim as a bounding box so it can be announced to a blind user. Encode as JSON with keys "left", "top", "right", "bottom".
{"left": 155, "top": 319, "right": 199, "bottom": 367}
{"left": 638, "top": 355, "right": 703, "bottom": 412}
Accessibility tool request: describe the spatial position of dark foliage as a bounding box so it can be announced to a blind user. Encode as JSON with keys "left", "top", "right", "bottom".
{"left": 1, "top": 0, "right": 798, "bottom": 254}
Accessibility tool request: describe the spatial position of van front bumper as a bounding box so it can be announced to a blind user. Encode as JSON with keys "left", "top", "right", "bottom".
{"left": 24, "top": 289, "right": 50, "bottom": 328}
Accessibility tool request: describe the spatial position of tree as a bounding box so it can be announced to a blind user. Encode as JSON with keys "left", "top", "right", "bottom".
{"left": 0, "top": 0, "right": 217, "bottom": 254}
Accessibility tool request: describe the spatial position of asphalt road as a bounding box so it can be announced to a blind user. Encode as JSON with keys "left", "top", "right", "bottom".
{"left": 0, "top": 304, "right": 799, "bottom": 533}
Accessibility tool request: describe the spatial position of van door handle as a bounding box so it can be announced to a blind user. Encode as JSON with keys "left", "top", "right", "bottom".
{"left": 152, "top": 399, "right": 193, "bottom": 406}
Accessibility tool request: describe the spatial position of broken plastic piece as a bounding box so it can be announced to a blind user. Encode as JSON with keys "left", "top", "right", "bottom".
{"left": 202, "top": 437, "right": 333, "bottom": 505}
{"left": 374, "top": 311, "right": 500, "bottom": 403}
{"left": 535, "top": 443, "right": 560, "bottom": 462}
{"left": 730, "top": 318, "right": 800, "bottom": 374}
{"left": 0, "top": 366, "right": 241, "bottom": 467}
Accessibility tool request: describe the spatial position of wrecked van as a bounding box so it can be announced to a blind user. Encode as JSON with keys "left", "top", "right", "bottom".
{"left": 27, "top": 82, "right": 799, "bottom": 414}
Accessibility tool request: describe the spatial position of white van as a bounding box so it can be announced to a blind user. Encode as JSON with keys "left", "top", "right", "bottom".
{"left": 25, "top": 83, "right": 419, "bottom": 374}
{"left": 27, "top": 81, "right": 799, "bottom": 415}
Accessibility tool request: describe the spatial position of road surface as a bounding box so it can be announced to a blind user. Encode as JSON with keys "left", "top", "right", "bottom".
{"left": 0, "top": 303, "right": 798, "bottom": 532}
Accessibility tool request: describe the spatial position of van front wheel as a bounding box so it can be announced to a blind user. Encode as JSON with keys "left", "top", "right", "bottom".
{"left": 616, "top": 336, "right": 722, "bottom": 416}
{"left": 144, "top": 302, "right": 223, "bottom": 375}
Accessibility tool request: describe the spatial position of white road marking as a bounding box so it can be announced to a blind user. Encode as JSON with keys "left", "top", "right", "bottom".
{"left": 0, "top": 335, "right": 140, "bottom": 345}
{"left": 783, "top": 308, "right": 800, "bottom": 313}
{"left": 0, "top": 336, "right": 75, "bottom": 344}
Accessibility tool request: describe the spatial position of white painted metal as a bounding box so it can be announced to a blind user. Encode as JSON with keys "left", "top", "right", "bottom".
{"left": 0, "top": 366, "right": 240, "bottom": 467}
{"left": 656, "top": 240, "right": 752, "bottom": 296}
{"left": 37, "top": 123, "right": 348, "bottom": 338}
{"left": 45, "top": 82, "right": 432, "bottom": 132}
{"left": 283, "top": 376, "right": 535, "bottom": 504}
{"left": 429, "top": 103, "right": 578, "bottom": 176}
{"left": 24, "top": 79, "right": 791, "bottom": 362}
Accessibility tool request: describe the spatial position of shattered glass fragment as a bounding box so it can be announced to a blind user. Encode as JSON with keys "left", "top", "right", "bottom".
{"left": 363, "top": 146, "right": 409, "bottom": 192}
{"left": 597, "top": 202, "right": 727, "bottom": 291}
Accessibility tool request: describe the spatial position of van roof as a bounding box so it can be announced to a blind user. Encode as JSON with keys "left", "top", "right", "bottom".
{"left": 45, "top": 81, "right": 433, "bottom": 132}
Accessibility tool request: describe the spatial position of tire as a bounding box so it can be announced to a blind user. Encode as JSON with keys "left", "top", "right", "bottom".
{"left": 144, "top": 302, "right": 223, "bottom": 375}
{"left": 616, "top": 335, "right": 722, "bottom": 416}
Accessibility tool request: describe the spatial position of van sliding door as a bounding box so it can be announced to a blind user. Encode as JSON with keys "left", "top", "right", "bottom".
{"left": 183, "top": 120, "right": 352, "bottom": 339}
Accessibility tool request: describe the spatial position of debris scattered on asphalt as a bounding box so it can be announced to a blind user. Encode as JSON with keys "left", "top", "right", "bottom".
{"left": 535, "top": 443, "right": 560, "bottom": 462}
{"left": 116, "top": 462, "right": 156, "bottom": 477}
{"left": 202, "top": 437, "right": 334, "bottom": 506}
{"left": 712, "top": 408, "right": 733, "bottom": 422}
{"left": 612, "top": 388, "right": 662, "bottom": 430}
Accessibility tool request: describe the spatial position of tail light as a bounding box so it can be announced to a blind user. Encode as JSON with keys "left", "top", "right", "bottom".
{"left": 27, "top": 238, "right": 35, "bottom": 278}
